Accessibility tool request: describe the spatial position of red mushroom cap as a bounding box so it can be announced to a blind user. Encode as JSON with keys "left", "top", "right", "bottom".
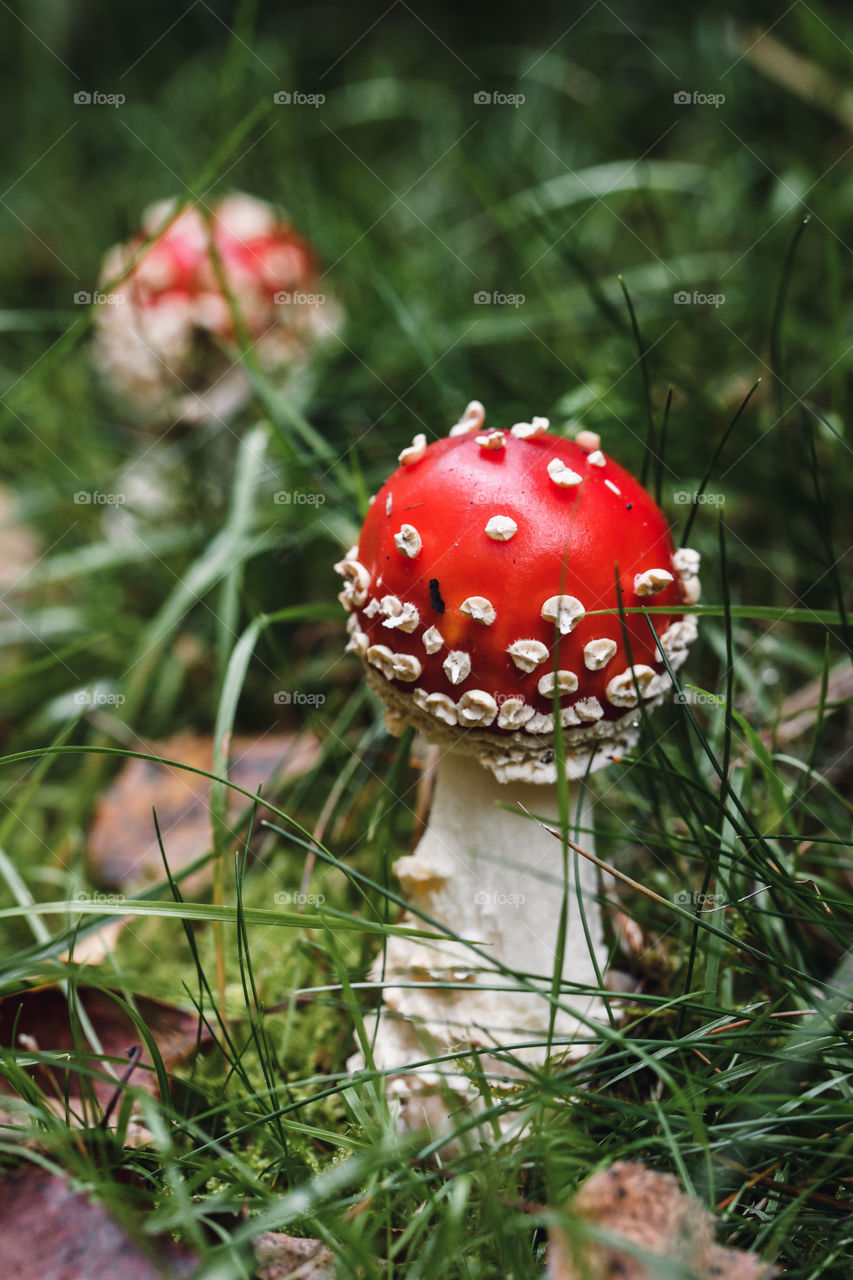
{"left": 94, "top": 193, "right": 338, "bottom": 416}
{"left": 336, "top": 407, "right": 699, "bottom": 781}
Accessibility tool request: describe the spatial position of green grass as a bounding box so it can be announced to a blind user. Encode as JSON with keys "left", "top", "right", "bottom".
{"left": 1, "top": 2, "right": 852, "bottom": 1275}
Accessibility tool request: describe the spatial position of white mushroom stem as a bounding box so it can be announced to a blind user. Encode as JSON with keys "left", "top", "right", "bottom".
{"left": 355, "top": 751, "right": 610, "bottom": 1139}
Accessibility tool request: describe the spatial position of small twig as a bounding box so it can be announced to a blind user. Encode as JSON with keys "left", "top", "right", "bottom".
{"left": 716, "top": 1154, "right": 853, "bottom": 1214}
{"left": 518, "top": 805, "right": 679, "bottom": 912}
{"left": 100, "top": 1044, "right": 143, "bottom": 1128}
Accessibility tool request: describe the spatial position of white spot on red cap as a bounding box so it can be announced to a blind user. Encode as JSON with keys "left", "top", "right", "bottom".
{"left": 461, "top": 596, "right": 496, "bottom": 625}
{"left": 385, "top": 492, "right": 393, "bottom": 516}
{"left": 574, "top": 430, "right": 600, "bottom": 451}
{"left": 366, "top": 644, "right": 396, "bottom": 680}
{"left": 537, "top": 670, "right": 579, "bottom": 698}
{"left": 604, "top": 479, "right": 622, "bottom": 496}
{"left": 394, "top": 523, "right": 422, "bottom": 559}
{"left": 497, "top": 697, "right": 535, "bottom": 729}
{"left": 443, "top": 650, "right": 471, "bottom": 685}
{"left": 425, "top": 691, "right": 458, "bottom": 725}
{"left": 380, "top": 597, "right": 419, "bottom": 633}
{"left": 634, "top": 568, "right": 675, "bottom": 597}
{"left": 584, "top": 638, "right": 617, "bottom": 671}
{"left": 673, "top": 547, "right": 701, "bottom": 579}
{"left": 457, "top": 690, "right": 498, "bottom": 727}
{"left": 344, "top": 617, "right": 369, "bottom": 656}
{"left": 575, "top": 696, "right": 604, "bottom": 721}
{"left": 541, "top": 594, "right": 585, "bottom": 634}
{"left": 547, "top": 458, "right": 583, "bottom": 488}
{"left": 392, "top": 653, "right": 422, "bottom": 682}
{"left": 672, "top": 547, "right": 701, "bottom": 604}
{"left": 475, "top": 430, "right": 505, "bottom": 451}
{"left": 333, "top": 557, "right": 370, "bottom": 608}
{"left": 660, "top": 616, "right": 698, "bottom": 665}
{"left": 587, "top": 449, "right": 606, "bottom": 467}
{"left": 507, "top": 639, "right": 549, "bottom": 672}
{"left": 449, "top": 400, "right": 485, "bottom": 436}
{"left": 511, "top": 417, "right": 549, "bottom": 440}
{"left": 605, "top": 665, "right": 656, "bottom": 707}
{"left": 422, "top": 626, "right": 444, "bottom": 654}
{"left": 485, "top": 515, "right": 517, "bottom": 541}
{"left": 399, "top": 433, "right": 427, "bottom": 465}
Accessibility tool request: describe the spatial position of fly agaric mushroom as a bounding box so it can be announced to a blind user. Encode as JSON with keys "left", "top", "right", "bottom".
{"left": 336, "top": 404, "right": 699, "bottom": 1135}
{"left": 93, "top": 193, "right": 341, "bottom": 423}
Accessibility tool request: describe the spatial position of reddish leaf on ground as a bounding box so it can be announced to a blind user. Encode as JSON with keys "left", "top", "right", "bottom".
{"left": 0, "top": 984, "right": 213, "bottom": 1126}
{"left": 253, "top": 1231, "right": 337, "bottom": 1279}
{"left": 547, "top": 1161, "right": 779, "bottom": 1279}
{"left": 87, "top": 729, "right": 321, "bottom": 890}
{"left": 0, "top": 1166, "right": 199, "bottom": 1279}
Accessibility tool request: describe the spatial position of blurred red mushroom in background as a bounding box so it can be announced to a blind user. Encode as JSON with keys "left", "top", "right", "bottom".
{"left": 93, "top": 193, "right": 341, "bottom": 424}
{"left": 336, "top": 402, "right": 700, "bottom": 1139}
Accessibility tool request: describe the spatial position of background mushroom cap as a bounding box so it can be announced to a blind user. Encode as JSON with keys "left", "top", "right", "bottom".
{"left": 93, "top": 193, "right": 338, "bottom": 414}
{"left": 338, "top": 419, "right": 699, "bottom": 779}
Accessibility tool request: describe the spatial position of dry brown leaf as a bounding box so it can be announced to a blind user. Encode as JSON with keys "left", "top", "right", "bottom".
{"left": 548, "top": 1161, "right": 779, "bottom": 1279}
{"left": 0, "top": 1165, "right": 199, "bottom": 1279}
{"left": 87, "top": 729, "right": 321, "bottom": 891}
{"left": 60, "top": 918, "right": 128, "bottom": 967}
{"left": 254, "top": 1231, "right": 338, "bottom": 1279}
{"left": 0, "top": 984, "right": 213, "bottom": 1128}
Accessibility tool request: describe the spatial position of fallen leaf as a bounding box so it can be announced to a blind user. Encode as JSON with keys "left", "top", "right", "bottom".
{"left": 547, "top": 1161, "right": 779, "bottom": 1279}
{"left": 253, "top": 1231, "right": 338, "bottom": 1279}
{"left": 87, "top": 729, "right": 321, "bottom": 891}
{"left": 0, "top": 984, "right": 213, "bottom": 1130}
{"left": 0, "top": 1165, "right": 199, "bottom": 1279}
{"left": 59, "top": 918, "right": 128, "bottom": 967}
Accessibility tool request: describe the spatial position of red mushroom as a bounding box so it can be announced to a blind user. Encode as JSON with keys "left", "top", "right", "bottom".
{"left": 93, "top": 193, "right": 341, "bottom": 422}
{"left": 336, "top": 403, "right": 699, "bottom": 1136}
